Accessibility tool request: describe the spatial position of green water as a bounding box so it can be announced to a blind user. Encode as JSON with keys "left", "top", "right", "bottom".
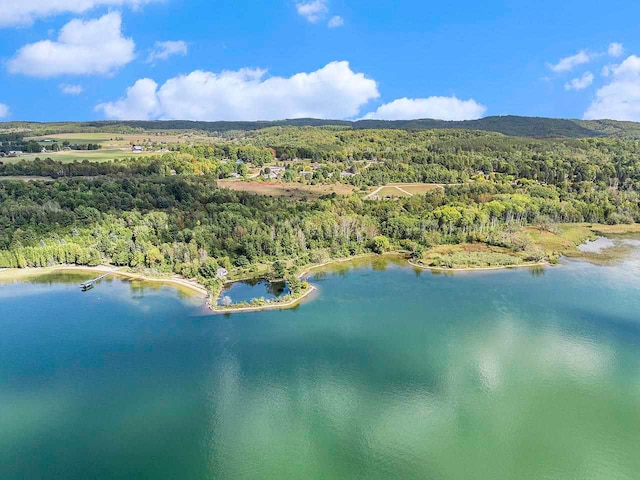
{"left": 1, "top": 253, "right": 640, "bottom": 480}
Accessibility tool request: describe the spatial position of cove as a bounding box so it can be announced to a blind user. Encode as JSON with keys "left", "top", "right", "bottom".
{"left": 217, "top": 278, "right": 290, "bottom": 306}
{"left": 1, "top": 252, "right": 640, "bottom": 480}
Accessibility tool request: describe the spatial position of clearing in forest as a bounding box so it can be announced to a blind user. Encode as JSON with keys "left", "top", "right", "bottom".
{"left": 366, "top": 183, "right": 444, "bottom": 199}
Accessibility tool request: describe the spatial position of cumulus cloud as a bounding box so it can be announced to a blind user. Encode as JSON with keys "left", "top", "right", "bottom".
{"left": 363, "top": 96, "right": 487, "bottom": 121}
{"left": 0, "top": 103, "right": 9, "bottom": 119}
{"left": 96, "top": 78, "right": 160, "bottom": 120}
{"left": 59, "top": 83, "right": 84, "bottom": 95}
{"left": 608, "top": 42, "right": 624, "bottom": 58}
{"left": 296, "top": 0, "right": 328, "bottom": 23}
{"left": 564, "top": 72, "right": 594, "bottom": 91}
{"left": 8, "top": 12, "right": 135, "bottom": 77}
{"left": 0, "top": 0, "right": 159, "bottom": 27}
{"left": 584, "top": 55, "right": 640, "bottom": 121}
{"left": 96, "top": 61, "right": 380, "bottom": 121}
{"left": 328, "top": 16, "right": 344, "bottom": 28}
{"left": 548, "top": 50, "right": 591, "bottom": 73}
{"left": 146, "top": 40, "right": 188, "bottom": 63}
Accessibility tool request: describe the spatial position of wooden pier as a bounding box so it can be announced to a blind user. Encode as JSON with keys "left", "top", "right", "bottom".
{"left": 80, "top": 272, "right": 113, "bottom": 291}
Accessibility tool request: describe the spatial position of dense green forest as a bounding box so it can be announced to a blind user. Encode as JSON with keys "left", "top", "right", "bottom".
{"left": 1, "top": 124, "right": 639, "bottom": 292}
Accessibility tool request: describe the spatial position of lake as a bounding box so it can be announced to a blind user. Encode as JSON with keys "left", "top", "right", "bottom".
{"left": 1, "top": 252, "right": 639, "bottom": 480}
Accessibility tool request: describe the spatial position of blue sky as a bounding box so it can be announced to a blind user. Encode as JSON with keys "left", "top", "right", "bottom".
{"left": 1, "top": 0, "right": 639, "bottom": 122}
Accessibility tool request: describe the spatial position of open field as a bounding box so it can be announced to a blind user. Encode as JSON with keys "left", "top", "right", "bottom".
{"left": 217, "top": 180, "right": 357, "bottom": 198}
{"left": 376, "top": 186, "right": 413, "bottom": 197}
{"left": 366, "top": 183, "right": 444, "bottom": 199}
{"left": 26, "top": 132, "right": 213, "bottom": 147}
{"left": 522, "top": 224, "right": 595, "bottom": 255}
{"left": 399, "top": 183, "right": 444, "bottom": 194}
{"left": 2, "top": 149, "right": 158, "bottom": 164}
{"left": 592, "top": 224, "right": 640, "bottom": 235}
{"left": 418, "top": 243, "right": 530, "bottom": 269}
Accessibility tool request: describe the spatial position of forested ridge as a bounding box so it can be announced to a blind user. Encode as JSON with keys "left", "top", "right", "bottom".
{"left": 5, "top": 115, "right": 640, "bottom": 139}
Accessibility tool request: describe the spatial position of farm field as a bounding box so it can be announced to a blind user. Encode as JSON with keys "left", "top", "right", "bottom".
{"left": 376, "top": 186, "right": 413, "bottom": 197}
{"left": 3, "top": 149, "right": 158, "bottom": 164}
{"left": 25, "top": 131, "right": 213, "bottom": 147}
{"left": 217, "top": 180, "right": 357, "bottom": 198}
{"left": 366, "top": 183, "right": 445, "bottom": 199}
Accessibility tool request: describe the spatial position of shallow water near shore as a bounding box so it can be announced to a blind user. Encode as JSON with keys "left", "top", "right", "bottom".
{"left": 1, "top": 252, "right": 640, "bottom": 479}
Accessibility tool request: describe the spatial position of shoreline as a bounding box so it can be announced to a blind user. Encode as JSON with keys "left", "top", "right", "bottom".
{"left": 210, "top": 253, "right": 403, "bottom": 314}
{"left": 211, "top": 285, "right": 318, "bottom": 314}
{"left": 0, "top": 256, "right": 555, "bottom": 315}
{"left": 3, "top": 226, "right": 637, "bottom": 314}
{"left": 407, "top": 260, "right": 550, "bottom": 272}
{"left": 0, "top": 265, "right": 209, "bottom": 297}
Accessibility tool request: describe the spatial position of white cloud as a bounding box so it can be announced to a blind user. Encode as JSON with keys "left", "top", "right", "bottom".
{"left": 296, "top": 0, "right": 328, "bottom": 23}
{"left": 0, "top": 103, "right": 10, "bottom": 119}
{"left": 96, "top": 78, "right": 160, "bottom": 120}
{"left": 146, "top": 40, "right": 188, "bottom": 63}
{"left": 363, "top": 96, "right": 487, "bottom": 121}
{"left": 548, "top": 50, "right": 591, "bottom": 73}
{"left": 584, "top": 55, "right": 640, "bottom": 121}
{"left": 0, "top": 0, "right": 159, "bottom": 27}
{"left": 59, "top": 83, "right": 84, "bottom": 95}
{"left": 608, "top": 42, "right": 624, "bottom": 58}
{"left": 8, "top": 12, "right": 135, "bottom": 78}
{"left": 96, "top": 61, "right": 380, "bottom": 121}
{"left": 328, "top": 15, "right": 344, "bottom": 28}
{"left": 564, "top": 72, "right": 594, "bottom": 91}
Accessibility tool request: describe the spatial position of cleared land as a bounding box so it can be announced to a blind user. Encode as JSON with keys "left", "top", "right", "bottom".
{"left": 217, "top": 180, "right": 357, "bottom": 198}
{"left": 25, "top": 132, "right": 218, "bottom": 147}
{"left": 26, "top": 132, "right": 197, "bottom": 145}
{"left": 3, "top": 150, "right": 157, "bottom": 164}
{"left": 366, "top": 183, "right": 444, "bottom": 199}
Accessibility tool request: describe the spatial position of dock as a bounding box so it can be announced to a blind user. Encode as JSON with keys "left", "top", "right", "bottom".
{"left": 80, "top": 272, "right": 113, "bottom": 291}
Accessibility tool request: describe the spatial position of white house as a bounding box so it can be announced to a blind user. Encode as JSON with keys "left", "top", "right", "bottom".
{"left": 264, "top": 166, "right": 286, "bottom": 179}
{"left": 216, "top": 267, "right": 229, "bottom": 280}
{"left": 131, "top": 145, "right": 144, "bottom": 153}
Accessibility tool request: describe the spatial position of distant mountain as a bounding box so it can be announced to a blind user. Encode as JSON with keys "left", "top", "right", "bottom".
{"left": 4, "top": 116, "right": 640, "bottom": 139}
{"left": 359, "top": 116, "right": 640, "bottom": 140}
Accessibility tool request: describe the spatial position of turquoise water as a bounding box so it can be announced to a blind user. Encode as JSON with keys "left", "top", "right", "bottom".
{"left": 1, "top": 253, "right": 640, "bottom": 480}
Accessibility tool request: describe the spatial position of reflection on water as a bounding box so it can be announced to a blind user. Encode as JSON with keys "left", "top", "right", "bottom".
{"left": 578, "top": 236, "right": 616, "bottom": 253}
{"left": 218, "top": 279, "right": 290, "bottom": 305}
{"left": 1, "top": 248, "right": 640, "bottom": 479}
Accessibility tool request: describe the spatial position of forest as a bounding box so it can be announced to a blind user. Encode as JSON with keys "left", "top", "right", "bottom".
{"left": 5, "top": 115, "right": 640, "bottom": 139}
{"left": 1, "top": 125, "right": 639, "bottom": 292}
